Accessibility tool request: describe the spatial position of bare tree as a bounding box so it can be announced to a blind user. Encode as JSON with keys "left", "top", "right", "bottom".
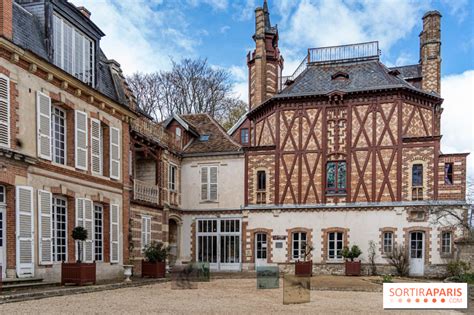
{"left": 127, "top": 72, "right": 162, "bottom": 120}
{"left": 217, "top": 98, "right": 247, "bottom": 131}
{"left": 386, "top": 245, "right": 410, "bottom": 277}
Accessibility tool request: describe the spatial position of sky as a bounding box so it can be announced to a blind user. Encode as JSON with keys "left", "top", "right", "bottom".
{"left": 71, "top": 0, "right": 474, "bottom": 177}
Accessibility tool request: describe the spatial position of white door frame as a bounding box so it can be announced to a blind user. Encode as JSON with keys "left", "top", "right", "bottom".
{"left": 0, "top": 205, "right": 6, "bottom": 278}
{"left": 255, "top": 232, "right": 268, "bottom": 267}
{"left": 409, "top": 231, "right": 425, "bottom": 276}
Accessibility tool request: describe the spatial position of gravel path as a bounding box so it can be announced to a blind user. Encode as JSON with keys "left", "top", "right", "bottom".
{"left": 0, "top": 279, "right": 463, "bottom": 315}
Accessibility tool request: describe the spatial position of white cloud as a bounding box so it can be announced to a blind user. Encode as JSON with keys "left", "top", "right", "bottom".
{"left": 441, "top": 0, "right": 469, "bottom": 23}
{"left": 187, "top": 0, "right": 229, "bottom": 10}
{"left": 220, "top": 25, "right": 231, "bottom": 33}
{"left": 440, "top": 70, "right": 474, "bottom": 178}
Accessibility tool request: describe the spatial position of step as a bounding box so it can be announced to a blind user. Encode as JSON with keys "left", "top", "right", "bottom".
{"left": 2, "top": 281, "right": 59, "bottom": 292}
{"left": 1, "top": 277, "right": 44, "bottom": 285}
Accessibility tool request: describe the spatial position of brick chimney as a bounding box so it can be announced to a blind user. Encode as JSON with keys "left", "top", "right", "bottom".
{"left": 419, "top": 11, "right": 441, "bottom": 95}
{"left": 77, "top": 6, "right": 91, "bottom": 19}
{"left": 0, "top": 0, "right": 12, "bottom": 40}
{"left": 247, "top": 0, "right": 283, "bottom": 110}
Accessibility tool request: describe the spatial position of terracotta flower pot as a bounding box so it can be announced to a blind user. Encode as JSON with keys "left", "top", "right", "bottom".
{"left": 142, "top": 261, "right": 166, "bottom": 278}
{"left": 61, "top": 262, "right": 96, "bottom": 286}
{"left": 295, "top": 260, "right": 312, "bottom": 276}
{"left": 345, "top": 261, "right": 361, "bottom": 276}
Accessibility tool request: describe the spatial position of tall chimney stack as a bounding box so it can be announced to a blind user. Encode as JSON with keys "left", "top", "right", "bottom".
{"left": 419, "top": 11, "right": 441, "bottom": 95}
{"left": 0, "top": 0, "right": 12, "bottom": 40}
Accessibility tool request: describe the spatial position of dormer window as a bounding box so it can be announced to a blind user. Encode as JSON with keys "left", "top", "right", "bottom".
{"left": 53, "top": 13, "right": 95, "bottom": 86}
{"left": 331, "top": 72, "right": 349, "bottom": 80}
{"left": 199, "top": 135, "right": 209, "bottom": 142}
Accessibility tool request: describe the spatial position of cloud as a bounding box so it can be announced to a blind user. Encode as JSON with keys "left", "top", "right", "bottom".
{"left": 441, "top": 0, "right": 469, "bottom": 23}
{"left": 187, "top": 0, "right": 229, "bottom": 10}
{"left": 440, "top": 70, "right": 474, "bottom": 178}
{"left": 220, "top": 25, "right": 231, "bottom": 34}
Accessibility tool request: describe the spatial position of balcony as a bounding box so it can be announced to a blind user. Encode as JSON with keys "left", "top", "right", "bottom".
{"left": 131, "top": 117, "right": 181, "bottom": 151}
{"left": 133, "top": 179, "right": 160, "bottom": 205}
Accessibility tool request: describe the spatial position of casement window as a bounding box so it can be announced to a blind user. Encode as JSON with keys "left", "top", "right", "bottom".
{"left": 0, "top": 74, "right": 10, "bottom": 148}
{"left": 441, "top": 232, "right": 452, "bottom": 254}
{"left": 240, "top": 128, "right": 249, "bottom": 145}
{"left": 444, "top": 163, "right": 453, "bottom": 185}
{"left": 383, "top": 232, "right": 393, "bottom": 254}
{"left": 256, "top": 170, "right": 266, "bottom": 204}
{"left": 16, "top": 186, "right": 34, "bottom": 277}
{"left": 37, "top": 92, "right": 52, "bottom": 160}
{"left": 38, "top": 190, "right": 53, "bottom": 265}
{"left": 201, "top": 166, "right": 218, "bottom": 201}
{"left": 51, "top": 107, "right": 66, "bottom": 165}
{"left": 292, "top": 232, "right": 307, "bottom": 260}
{"left": 326, "top": 161, "right": 346, "bottom": 194}
{"left": 52, "top": 196, "right": 67, "bottom": 262}
{"left": 412, "top": 164, "right": 423, "bottom": 201}
{"left": 0, "top": 185, "right": 5, "bottom": 203}
{"left": 175, "top": 128, "right": 181, "bottom": 140}
{"left": 141, "top": 216, "right": 151, "bottom": 250}
{"left": 91, "top": 119, "right": 103, "bottom": 175}
{"left": 110, "top": 127, "right": 121, "bottom": 180}
{"left": 110, "top": 204, "right": 120, "bottom": 263}
{"left": 75, "top": 110, "right": 88, "bottom": 170}
{"left": 328, "top": 232, "right": 344, "bottom": 260}
{"left": 94, "top": 204, "right": 103, "bottom": 262}
{"left": 53, "top": 14, "right": 95, "bottom": 86}
{"left": 168, "top": 164, "right": 177, "bottom": 191}
{"left": 75, "top": 198, "right": 94, "bottom": 262}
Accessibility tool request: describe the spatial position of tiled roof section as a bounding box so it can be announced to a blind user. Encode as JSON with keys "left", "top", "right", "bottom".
{"left": 278, "top": 59, "right": 420, "bottom": 97}
{"left": 180, "top": 114, "right": 241, "bottom": 154}
{"left": 12, "top": 3, "right": 48, "bottom": 60}
{"left": 389, "top": 64, "right": 422, "bottom": 80}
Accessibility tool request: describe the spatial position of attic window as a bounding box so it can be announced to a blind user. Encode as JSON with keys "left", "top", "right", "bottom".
{"left": 388, "top": 69, "right": 401, "bottom": 76}
{"left": 331, "top": 72, "right": 349, "bottom": 80}
{"left": 199, "top": 135, "right": 210, "bottom": 142}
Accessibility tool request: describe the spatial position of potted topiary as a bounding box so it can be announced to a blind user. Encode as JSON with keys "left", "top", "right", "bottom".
{"left": 295, "top": 243, "right": 313, "bottom": 276}
{"left": 142, "top": 241, "right": 168, "bottom": 278}
{"left": 61, "top": 226, "right": 96, "bottom": 285}
{"left": 342, "top": 245, "right": 362, "bottom": 276}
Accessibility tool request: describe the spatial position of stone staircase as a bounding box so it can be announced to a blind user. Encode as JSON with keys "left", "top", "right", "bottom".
{"left": 1, "top": 277, "right": 60, "bottom": 293}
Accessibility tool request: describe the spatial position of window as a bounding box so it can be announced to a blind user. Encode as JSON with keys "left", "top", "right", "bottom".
{"left": 175, "top": 128, "right": 181, "bottom": 140}
{"left": 52, "top": 197, "right": 67, "bottom": 262}
{"left": 141, "top": 216, "right": 151, "bottom": 250}
{"left": 51, "top": 107, "right": 66, "bottom": 165}
{"left": 240, "top": 128, "right": 249, "bottom": 145}
{"left": 256, "top": 170, "right": 266, "bottom": 204}
{"left": 292, "top": 232, "right": 307, "bottom": 260}
{"left": 201, "top": 166, "right": 218, "bottom": 201}
{"left": 412, "top": 164, "right": 423, "bottom": 201}
{"left": 0, "top": 185, "right": 5, "bottom": 204}
{"left": 328, "top": 232, "right": 343, "bottom": 260}
{"left": 441, "top": 232, "right": 452, "bottom": 254}
{"left": 383, "top": 232, "right": 393, "bottom": 254}
{"left": 199, "top": 135, "right": 209, "bottom": 142}
{"left": 53, "top": 14, "right": 95, "bottom": 86}
{"left": 444, "top": 163, "right": 453, "bottom": 185}
{"left": 168, "top": 164, "right": 177, "bottom": 191}
{"left": 326, "top": 161, "right": 346, "bottom": 194}
{"left": 0, "top": 75, "right": 10, "bottom": 148}
{"left": 94, "top": 204, "right": 103, "bottom": 262}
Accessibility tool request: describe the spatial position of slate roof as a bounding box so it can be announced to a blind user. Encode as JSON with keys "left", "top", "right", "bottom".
{"left": 11, "top": 2, "right": 129, "bottom": 107}
{"left": 180, "top": 114, "right": 242, "bottom": 155}
{"left": 389, "top": 64, "right": 422, "bottom": 80}
{"left": 278, "top": 59, "right": 421, "bottom": 98}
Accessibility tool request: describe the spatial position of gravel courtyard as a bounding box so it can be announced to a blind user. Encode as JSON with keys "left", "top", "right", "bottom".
{"left": 0, "top": 279, "right": 464, "bottom": 315}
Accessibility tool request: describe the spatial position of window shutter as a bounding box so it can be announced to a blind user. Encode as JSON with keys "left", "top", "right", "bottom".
{"left": 83, "top": 199, "right": 94, "bottom": 263}
{"left": 110, "top": 204, "right": 119, "bottom": 263}
{"left": 210, "top": 166, "right": 218, "bottom": 201}
{"left": 146, "top": 217, "right": 151, "bottom": 245}
{"left": 16, "top": 186, "right": 34, "bottom": 277}
{"left": 36, "top": 91, "right": 52, "bottom": 160}
{"left": 141, "top": 216, "right": 151, "bottom": 249}
{"left": 91, "top": 118, "right": 102, "bottom": 175}
{"left": 75, "top": 110, "right": 88, "bottom": 170}
{"left": 74, "top": 31, "right": 84, "bottom": 81}
{"left": 0, "top": 75, "right": 10, "bottom": 148}
{"left": 38, "top": 190, "right": 53, "bottom": 265}
{"left": 110, "top": 127, "right": 121, "bottom": 180}
{"left": 201, "top": 167, "right": 208, "bottom": 201}
{"left": 141, "top": 216, "right": 146, "bottom": 249}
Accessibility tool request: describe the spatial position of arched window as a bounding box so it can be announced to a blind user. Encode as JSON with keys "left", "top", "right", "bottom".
{"left": 412, "top": 164, "right": 423, "bottom": 201}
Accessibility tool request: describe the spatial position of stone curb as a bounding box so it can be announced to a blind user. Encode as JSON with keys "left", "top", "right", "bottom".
{"left": 310, "top": 286, "right": 382, "bottom": 293}
{"left": 0, "top": 278, "right": 169, "bottom": 305}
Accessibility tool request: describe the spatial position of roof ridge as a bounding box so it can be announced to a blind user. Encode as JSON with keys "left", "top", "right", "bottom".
{"left": 203, "top": 113, "right": 242, "bottom": 149}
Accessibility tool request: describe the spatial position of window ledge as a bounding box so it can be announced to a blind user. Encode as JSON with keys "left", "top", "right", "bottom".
{"left": 200, "top": 200, "right": 219, "bottom": 204}
{"left": 326, "top": 260, "right": 344, "bottom": 264}
{"left": 325, "top": 193, "right": 347, "bottom": 197}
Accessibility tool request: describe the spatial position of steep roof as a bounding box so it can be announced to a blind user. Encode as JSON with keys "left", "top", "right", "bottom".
{"left": 180, "top": 114, "right": 242, "bottom": 155}
{"left": 389, "top": 64, "right": 422, "bottom": 80}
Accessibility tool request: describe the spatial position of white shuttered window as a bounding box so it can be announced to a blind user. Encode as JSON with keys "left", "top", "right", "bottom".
{"left": 91, "top": 119, "right": 102, "bottom": 175}
{"left": 201, "top": 166, "right": 218, "bottom": 201}
{"left": 141, "top": 216, "right": 151, "bottom": 250}
{"left": 36, "top": 92, "right": 52, "bottom": 160}
{"left": 15, "top": 186, "right": 34, "bottom": 277}
{"left": 110, "top": 204, "right": 120, "bottom": 263}
{"left": 0, "top": 74, "right": 10, "bottom": 148}
{"left": 75, "top": 198, "right": 94, "bottom": 262}
{"left": 75, "top": 110, "right": 88, "bottom": 170}
{"left": 110, "top": 127, "right": 121, "bottom": 180}
{"left": 38, "top": 190, "right": 53, "bottom": 265}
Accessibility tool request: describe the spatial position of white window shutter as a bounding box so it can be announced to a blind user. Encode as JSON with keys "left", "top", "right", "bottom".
{"left": 16, "top": 186, "right": 34, "bottom": 277}
{"left": 75, "top": 198, "right": 84, "bottom": 261}
{"left": 38, "top": 190, "right": 53, "bottom": 265}
{"left": 110, "top": 204, "right": 119, "bottom": 263}
{"left": 210, "top": 166, "right": 218, "bottom": 201}
{"left": 110, "top": 127, "right": 121, "bottom": 180}
{"left": 141, "top": 216, "right": 151, "bottom": 250}
{"left": 146, "top": 217, "right": 151, "bottom": 245}
{"left": 141, "top": 216, "right": 146, "bottom": 249}
{"left": 201, "top": 167, "right": 208, "bottom": 201}
{"left": 36, "top": 91, "right": 52, "bottom": 160}
{"left": 0, "top": 74, "right": 10, "bottom": 148}
{"left": 91, "top": 118, "right": 102, "bottom": 175}
{"left": 75, "top": 110, "right": 88, "bottom": 170}
{"left": 83, "top": 199, "right": 94, "bottom": 263}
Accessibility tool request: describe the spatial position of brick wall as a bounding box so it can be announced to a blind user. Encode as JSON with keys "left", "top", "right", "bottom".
{"left": 0, "top": 0, "right": 12, "bottom": 40}
{"left": 438, "top": 154, "right": 468, "bottom": 200}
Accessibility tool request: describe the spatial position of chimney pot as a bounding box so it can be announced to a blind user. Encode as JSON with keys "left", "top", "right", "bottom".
{"left": 77, "top": 6, "right": 91, "bottom": 19}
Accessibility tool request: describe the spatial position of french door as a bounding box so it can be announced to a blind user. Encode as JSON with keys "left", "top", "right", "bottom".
{"left": 196, "top": 218, "right": 241, "bottom": 271}
{"left": 255, "top": 233, "right": 267, "bottom": 266}
{"left": 409, "top": 231, "right": 424, "bottom": 276}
